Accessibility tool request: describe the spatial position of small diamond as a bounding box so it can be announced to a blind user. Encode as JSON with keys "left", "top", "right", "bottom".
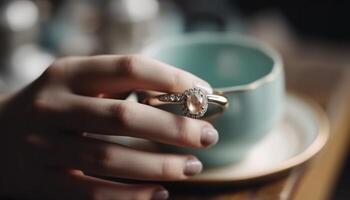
{"left": 177, "top": 96, "right": 181, "bottom": 101}
{"left": 170, "top": 94, "right": 175, "bottom": 101}
{"left": 159, "top": 95, "right": 169, "bottom": 101}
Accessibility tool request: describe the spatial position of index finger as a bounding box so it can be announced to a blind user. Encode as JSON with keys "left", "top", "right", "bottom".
{"left": 53, "top": 55, "right": 212, "bottom": 95}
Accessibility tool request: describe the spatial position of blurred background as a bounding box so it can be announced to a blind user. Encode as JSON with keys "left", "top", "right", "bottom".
{"left": 0, "top": 0, "right": 349, "bottom": 199}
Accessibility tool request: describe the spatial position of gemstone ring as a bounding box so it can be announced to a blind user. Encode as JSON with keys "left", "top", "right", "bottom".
{"left": 145, "top": 88, "right": 229, "bottom": 119}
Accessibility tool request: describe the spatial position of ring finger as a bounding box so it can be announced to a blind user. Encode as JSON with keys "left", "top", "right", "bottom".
{"left": 47, "top": 134, "right": 203, "bottom": 181}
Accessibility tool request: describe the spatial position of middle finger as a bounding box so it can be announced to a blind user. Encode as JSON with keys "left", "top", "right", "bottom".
{"left": 48, "top": 134, "right": 203, "bottom": 181}
{"left": 53, "top": 94, "right": 219, "bottom": 149}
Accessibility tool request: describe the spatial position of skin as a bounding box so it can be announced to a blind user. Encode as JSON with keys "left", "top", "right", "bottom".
{"left": 0, "top": 55, "right": 218, "bottom": 200}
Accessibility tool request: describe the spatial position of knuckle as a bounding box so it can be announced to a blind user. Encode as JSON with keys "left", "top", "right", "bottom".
{"left": 160, "top": 157, "right": 182, "bottom": 180}
{"left": 44, "top": 58, "right": 67, "bottom": 79}
{"left": 90, "top": 147, "right": 114, "bottom": 171}
{"left": 174, "top": 119, "right": 193, "bottom": 146}
{"left": 43, "top": 56, "right": 78, "bottom": 80}
{"left": 110, "top": 102, "right": 133, "bottom": 129}
{"left": 117, "top": 55, "right": 140, "bottom": 77}
{"left": 32, "top": 94, "right": 54, "bottom": 116}
{"left": 170, "top": 70, "right": 181, "bottom": 91}
{"left": 32, "top": 91, "right": 65, "bottom": 118}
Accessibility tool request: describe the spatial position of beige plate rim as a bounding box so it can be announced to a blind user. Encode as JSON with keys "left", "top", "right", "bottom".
{"left": 183, "top": 95, "right": 330, "bottom": 184}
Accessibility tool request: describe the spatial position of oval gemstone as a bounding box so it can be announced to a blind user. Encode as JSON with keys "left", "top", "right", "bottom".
{"left": 186, "top": 92, "right": 205, "bottom": 115}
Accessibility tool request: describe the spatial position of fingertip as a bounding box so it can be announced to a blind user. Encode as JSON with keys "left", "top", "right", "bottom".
{"left": 151, "top": 188, "right": 169, "bottom": 200}
{"left": 201, "top": 126, "right": 219, "bottom": 148}
{"left": 183, "top": 157, "right": 203, "bottom": 176}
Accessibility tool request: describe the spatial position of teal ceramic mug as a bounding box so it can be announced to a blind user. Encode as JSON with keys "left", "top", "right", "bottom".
{"left": 141, "top": 33, "right": 285, "bottom": 168}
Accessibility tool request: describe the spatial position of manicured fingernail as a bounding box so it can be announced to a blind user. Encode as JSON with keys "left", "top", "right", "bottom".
{"left": 201, "top": 126, "right": 219, "bottom": 147}
{"left": 193, "top": 81, "right": 213, "bottom": 94}
{"left": 184, "top": 158, "right": 203, "bottom": 176}
{"left": 152, "top": 188, "right": 169, "bottom": 200}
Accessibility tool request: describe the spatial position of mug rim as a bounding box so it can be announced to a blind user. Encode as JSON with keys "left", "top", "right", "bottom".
{"left": 141, "top": 33, "right": 283, "bottom": 93}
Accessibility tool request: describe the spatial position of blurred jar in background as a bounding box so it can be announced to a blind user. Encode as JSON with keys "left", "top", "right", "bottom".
{"left": 0, "top": 0, "right": 55, "bottom": 90}
{"left": 102, "top": 0, "right": 184, "bottom": 54}
{"left": 0, "top": 0, "right": 185, "bottom": 90}
{"left": 42, "top": 0, "right": 102, "bottom": 56}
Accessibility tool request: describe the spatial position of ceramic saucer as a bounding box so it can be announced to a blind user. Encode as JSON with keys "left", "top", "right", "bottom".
{"left": 185, "top": 94, "right": 329, "bottom": 184}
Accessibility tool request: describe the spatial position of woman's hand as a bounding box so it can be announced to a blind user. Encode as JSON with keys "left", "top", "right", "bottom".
{"left": 0, "top": 55, "right": 218, "bottom": 200}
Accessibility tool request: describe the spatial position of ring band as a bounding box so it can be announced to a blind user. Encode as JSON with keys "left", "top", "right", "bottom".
{"left": 144, "top": 88, "right": 229, "bottom": 119}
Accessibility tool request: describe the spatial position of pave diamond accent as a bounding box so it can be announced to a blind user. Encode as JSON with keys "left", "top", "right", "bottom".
{"left": 170, "top": 94, "right": 175, "bottom": 101}
{"left": 158, "top": 93, "right": 184, "bottom": 102}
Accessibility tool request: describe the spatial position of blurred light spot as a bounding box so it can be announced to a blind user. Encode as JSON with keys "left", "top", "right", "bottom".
{"left": 5, "top": 0, "right": 39, "bottom": 31}
{"left": 59, "top": 33, "right": 98, "bottom": 56}
{"left": 110, "top": 0, "right": 159, "bottom": 23}
{"left": 11, "top": 44, "right": 55, "bottom": 83}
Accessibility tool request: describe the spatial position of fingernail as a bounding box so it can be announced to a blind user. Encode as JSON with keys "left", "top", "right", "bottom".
{"left": 184, "top": 158, "right": 203, "bottom": 176}
{"left": 193, "top": 81, "right": 213, "bottom": 94}
{"left": 201, "top": 126, "right": 219, "bottom": 147}
{"left": 151, "top": 188, "right": 169, "bottom": 200}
